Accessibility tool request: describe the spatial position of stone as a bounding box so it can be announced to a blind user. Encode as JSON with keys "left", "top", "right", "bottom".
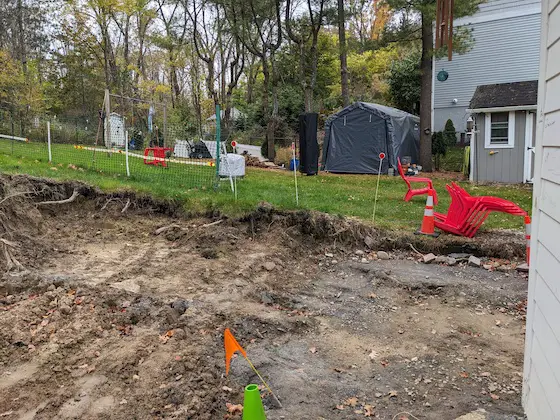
{"left": 361, "top": 258, "right": 369, "bottom": 264}
{"left": 423, "top": 253, "right": 437, "bottom": 264}
{"left": 260, "top": 292, "right": 274, "bottom": 305}
{"left": 59, "top": 304, "right": 71, "bottom": 315}
{"left": 435, "top": 255, "right": 448, "bottom": 264}
{"left": 516, "top": 263, "right": 529, "bottom": 272}
{"left": 483, "top": 264, "right": 493, "bottom": 270}
{"left": 355, "top": 250, "right": 365, "bottom": 256}
{"left": 446, "top": 257, "right": 457, "bottom": 266}
{"left": 263, "top": 261, "right": 276, "bottom": 271}
{"left": 364, "top": 236, "right": 375, "bottom": 249}
{"left": 468, "top": 256, "right": 481, "bottom": 267}
{"left": 497, "top": 265, "right": 513, "bottom": 272}
{"left": 377, "top": 251, "right": 390, "bottom": 260}
{"left": 324, "top": 253, "right": 334, "bottom": 258}
{"left": 448, "top": 253, "right": 472, "bottom": 261}
{"left": 173, "top": 328, "right": 186, "bottom": 340}
{"left": 171, "top": 299, "right": 189, "bottom": 314}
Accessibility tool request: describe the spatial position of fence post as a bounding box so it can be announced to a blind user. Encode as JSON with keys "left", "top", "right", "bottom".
{"left": 47, "top": 121, "right": 52, "bottom": 163}
{"left": 215, "top": 104, "right": 221, "bottom": 187}
{"left": 125, "top": 130, "right": 130, "bottom": 177}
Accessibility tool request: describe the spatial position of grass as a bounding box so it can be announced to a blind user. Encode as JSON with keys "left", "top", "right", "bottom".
{"left": 0, "top": 139, "right": 533, "bottom": 232}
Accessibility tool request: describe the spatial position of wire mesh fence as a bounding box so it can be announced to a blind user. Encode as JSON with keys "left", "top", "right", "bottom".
{"left": 0, "top": 96, "right": 231, "bottom": 190}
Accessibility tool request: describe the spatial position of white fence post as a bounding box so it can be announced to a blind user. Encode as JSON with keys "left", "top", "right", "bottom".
{"left": 47, "top": 121, "right": 52, "bottom": 163}
{"left": 125, "top": 130, "right": 130, "bottom": 177}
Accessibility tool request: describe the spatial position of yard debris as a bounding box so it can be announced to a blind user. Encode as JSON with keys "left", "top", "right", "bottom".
{"left": 368, "top": 350, "right": 378, "bottom": 360}
{"left": 468, "top": 256, "right": 482, "bottom": 267}
{"left": 422, "top": 253, "right": 437, "bottom": 264}
{"left": 226, "top": 403, "right": 243, "bottom": 414}
{"left": 448, "top": 253, "right": 472, "bottom": 261}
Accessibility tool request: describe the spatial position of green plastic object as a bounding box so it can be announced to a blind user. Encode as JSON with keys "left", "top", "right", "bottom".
{"left": 242, "top": 384, "right": 266, "bottom": 420}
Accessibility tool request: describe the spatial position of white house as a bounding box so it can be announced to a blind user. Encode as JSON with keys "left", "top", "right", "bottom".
{"left": 433, "top": 0, "right": 541, "bottom": 133}
{"left": 522, "top": 0, "right": 560, "bottom": 416}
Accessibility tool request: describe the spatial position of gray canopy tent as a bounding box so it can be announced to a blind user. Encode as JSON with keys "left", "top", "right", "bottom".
{"left": 321, "top": 102, "right": 420, "bottom": 174}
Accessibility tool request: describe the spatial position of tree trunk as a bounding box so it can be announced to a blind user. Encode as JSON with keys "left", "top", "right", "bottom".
{"left": 261, "top": 57, "right": 275, "bottom": 161}
{"left": 17, "top": 0, "right": 27, "bottom": 75}
{"left": 337, "top": 0, "right": 349, "bottom": 107}
{"left": 419, "top": 11, "right": 433, "bottom": 172}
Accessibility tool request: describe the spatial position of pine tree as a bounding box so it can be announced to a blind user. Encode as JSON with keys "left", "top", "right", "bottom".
{"left": 443, "top": 119, "right": 457, "bottom": 146}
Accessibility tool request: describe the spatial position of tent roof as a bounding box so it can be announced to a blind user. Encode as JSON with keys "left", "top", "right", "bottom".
{"left": 326, "top": 102, "right": 420, "bottom": 123}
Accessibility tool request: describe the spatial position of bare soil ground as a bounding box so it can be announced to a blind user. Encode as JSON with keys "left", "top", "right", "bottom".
{"left": 0, "top": 178, "right": 528, "bottom": 420}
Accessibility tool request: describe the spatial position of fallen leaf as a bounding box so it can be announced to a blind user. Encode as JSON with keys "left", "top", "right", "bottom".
{"left": 495, "top": 320, "right": 501, "bottom": 326}
{"left": 368, "top": 350, "right": 378, "bottom": 360}
{"left": 460, "top": 371, "right": 469, "bottom": 378}
{"left": 364, "top": 404, "right": 374, "bottom": 417}
{"left": 344, "top": 397, "right": 358, "bottom": 407}
{"left": 380, "top": 360, "right": 389, "bottom": 367}
{"left": 490, "top": 393, "right": 500, "bottom": 400}
{"left": 226, "top": 403, "right": 243, "bottom": 414}
{"left": 309, "top": 347, "right": 317, "bottom": 354}
{"left": 354, "top": 410, "right": 363, "bottom": 414}
{"left": 335, "top": 404, "right": 345, "bottom": 410}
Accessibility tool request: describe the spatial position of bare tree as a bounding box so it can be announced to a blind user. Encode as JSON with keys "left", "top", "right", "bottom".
{"left": 337, "top": 0, "right": 349, "bottom": 106}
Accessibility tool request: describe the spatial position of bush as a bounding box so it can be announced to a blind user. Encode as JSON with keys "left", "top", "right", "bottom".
{"left": 432, "top": 131, "right": 447, "bottom": 171}
{"left": 443, "top": 119, "right": 457, "bottom": 146}
{"left": 274, "top": 147, "right": 293, "bottom": 166}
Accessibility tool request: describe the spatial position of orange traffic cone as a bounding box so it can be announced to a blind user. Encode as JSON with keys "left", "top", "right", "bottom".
{"left": 415, "top": 189, "right": 440, "bottom": 237}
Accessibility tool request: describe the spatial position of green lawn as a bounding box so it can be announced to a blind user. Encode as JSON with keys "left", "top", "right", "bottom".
{"left": 0, "top": 139, "right": 533, "bottom": 232}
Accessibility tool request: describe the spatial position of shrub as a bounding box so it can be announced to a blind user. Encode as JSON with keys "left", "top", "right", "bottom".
{"left": 443, "top": 119, "right": 457, "bottom": 146}
{"left": 432, "top": 131, "right": 447, "bottom": 171}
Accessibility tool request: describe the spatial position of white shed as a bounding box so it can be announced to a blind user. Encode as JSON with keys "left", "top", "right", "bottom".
{"left": 522, "top": 0, "right": 560, "bottom": 417}
{"left": 104, "top": 112, "right": 125, "bottom": 148}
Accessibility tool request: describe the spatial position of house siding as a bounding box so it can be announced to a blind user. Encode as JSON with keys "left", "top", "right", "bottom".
{"left": 473, "top": 111, "right": 525, "bottom": 183}
{"left": 433, "top": 0, "right": 541, "bottom": 132}
{"left": 523, "top": 0, "right": 560, "bottom": 417}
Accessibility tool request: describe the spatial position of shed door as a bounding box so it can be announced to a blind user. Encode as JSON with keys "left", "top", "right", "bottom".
{"left": 328, "top": 109, "right": 388, "bottom": 173}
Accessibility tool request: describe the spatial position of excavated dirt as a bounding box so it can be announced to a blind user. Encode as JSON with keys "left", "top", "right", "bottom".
{"left": 0, "top": 176, "right": 529, "bottom": 419}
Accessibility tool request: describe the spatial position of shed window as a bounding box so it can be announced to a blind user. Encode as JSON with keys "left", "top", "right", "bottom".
{"left": 484, "top": 111, "right": 515, "bottom": 149}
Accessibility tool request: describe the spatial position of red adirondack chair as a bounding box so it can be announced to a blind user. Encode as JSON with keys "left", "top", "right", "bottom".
{"left": 434, "top": 182, "right": 527, "bottom": 237}
{"left": 398, "top": 157, "right": 438, "bottom": 205}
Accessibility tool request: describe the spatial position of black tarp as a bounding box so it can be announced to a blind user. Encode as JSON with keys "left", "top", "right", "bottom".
{"left": 321, "top": 102, "right": 420, "bottom": 174}
{"left": 299, "top": 113, "right": 319, "bottom": 175}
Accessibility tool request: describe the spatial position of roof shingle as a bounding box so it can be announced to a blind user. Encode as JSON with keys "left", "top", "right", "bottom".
{"left": 469, "top": 80, "right": 538, "bottom": 109}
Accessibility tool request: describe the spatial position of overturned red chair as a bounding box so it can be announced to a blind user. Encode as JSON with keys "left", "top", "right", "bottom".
{"left": 434, "top": 182, "right": 528, "bottom": 238}
{"left": 398, "top": 157, "right": 438, "bottom": 205}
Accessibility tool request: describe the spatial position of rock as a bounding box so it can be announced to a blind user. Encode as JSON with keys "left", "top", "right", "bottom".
{"left": 423, "top": 253, "right": 437, "bottom": 264}
{"left": 448, "top": 253, "right": 472, "bottom": 261}
{"left": 260, "top": 292, "right": 274, "bottom": 305}
{"left": 516, "top": 263, "right": 529, "bottom": 272}
{"left": 59, "top": 304, "right": 71, "bottom": 315}
{"left": 364, "top": 236, "right": 375, "bottom": 249}
{"left": 377, "top": 251, "right": 390, "bottom": 260}
{"left": 47, "top": 284, "right": 56, "bottom": 292}
{"left": 171, "top": 299, "right": 189, "bottom": 314}
{"left": 355, "top": 250, "right": 365, "bottom": 256}
{"left": 325, "top": 253, "right": 334, "bottom": 258}
{"left": 446, "top": 257, "right": 457, "bottom": 266}
{"left": 375, "top": 392, "right": 383, "bottom": 398}
{"left": 483, "top": 264, "right": 493, "bottom": 270}
{"left": 361, "top": 258, "right": 369, "bottom": 264}
{"left": 263, "top": 261, "right": 276, "bottom": 271}
{"left": 173, "top": 328, "right": 186, "bottom": 340}
{"left": 468, "top": 256, "right": 481, "bottom": 267}
{"left": 435, "top": 255, "right": 448, "bottom": 264}
{"left": 497, "top": 265, "right": 513, "bottom": 272}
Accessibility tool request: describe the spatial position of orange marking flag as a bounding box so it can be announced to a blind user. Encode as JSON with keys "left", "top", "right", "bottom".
{"left": 224, "top": 328, "right": 247, "bottom": 375}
